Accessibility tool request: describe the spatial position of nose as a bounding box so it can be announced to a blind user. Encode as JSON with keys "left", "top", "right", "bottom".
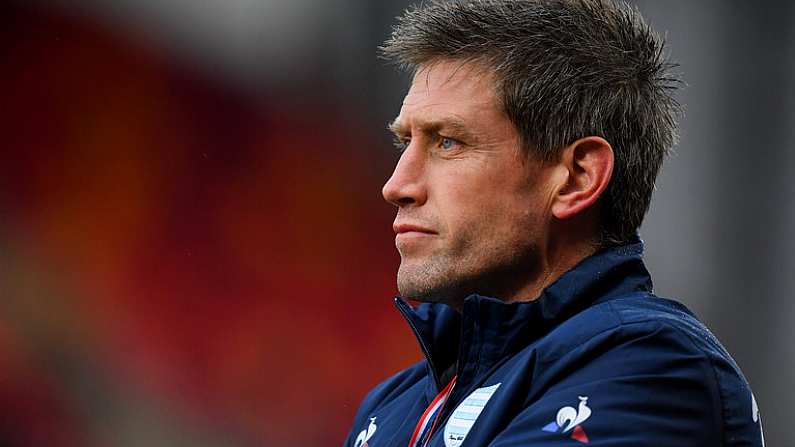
{"left": 382, "top": 145, "right": 427, "bottom": 207}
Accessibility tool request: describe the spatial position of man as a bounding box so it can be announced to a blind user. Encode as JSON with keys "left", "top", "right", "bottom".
{"left": 345, "top": 0, "right": 764, "bottom": 446}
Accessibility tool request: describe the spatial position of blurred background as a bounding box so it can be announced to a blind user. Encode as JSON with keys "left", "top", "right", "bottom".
{"left": 0, "top": 0, "right": 792, "bottom": 445}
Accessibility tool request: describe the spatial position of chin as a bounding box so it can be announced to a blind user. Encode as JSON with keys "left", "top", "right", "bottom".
{"left": 397, "top": 263, "right": 469, "bottom": 306}
{"left": 398, "top": 267, "right": 442, "bottom": 302}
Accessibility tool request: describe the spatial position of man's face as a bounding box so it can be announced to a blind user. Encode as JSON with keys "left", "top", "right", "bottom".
{"left": 383, "top": 60, "right": 558, "bottom": 305}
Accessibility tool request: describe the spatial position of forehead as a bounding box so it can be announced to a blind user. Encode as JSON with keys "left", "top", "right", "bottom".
{"left": 395, "top": 60, "right": 504, "bottom": 129}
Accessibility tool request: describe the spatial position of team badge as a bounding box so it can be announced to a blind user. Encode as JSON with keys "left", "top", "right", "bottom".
{"left": 443, "top": 383, "right": 501, "bottom": 447}
{"left": 354, "top": 417, "right": 377, "bottom": 447}
{"left": 542, "top": 396, "right": 592, "bottom": 444}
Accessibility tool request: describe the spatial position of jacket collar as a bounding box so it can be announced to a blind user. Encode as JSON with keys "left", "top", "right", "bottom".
{"left": 395, "top": 239, "right": 652, "bottom": 390}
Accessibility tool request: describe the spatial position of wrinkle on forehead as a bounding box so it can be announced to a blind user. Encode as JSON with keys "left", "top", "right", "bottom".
{"left": 399, "top": 66, "right": 500, "bottom": 125}
{"left": 408, "top": 60, "right": 496, "bottom": 101}
{"left": 416, "top": 58, "right": 493, "bottom": 90}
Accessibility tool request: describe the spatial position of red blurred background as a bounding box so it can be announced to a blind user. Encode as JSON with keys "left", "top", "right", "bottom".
{"left": 1, "top": 3, "right": 418, "bottom": 445}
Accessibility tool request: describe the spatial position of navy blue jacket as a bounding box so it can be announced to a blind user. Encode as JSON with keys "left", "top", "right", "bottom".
{"left": 344, "top": 242, "right": 765, "bottom": 446}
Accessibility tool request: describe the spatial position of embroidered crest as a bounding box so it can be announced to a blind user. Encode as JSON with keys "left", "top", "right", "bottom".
{"left": 443, "top": 383, "right": 501, "bottom": 447}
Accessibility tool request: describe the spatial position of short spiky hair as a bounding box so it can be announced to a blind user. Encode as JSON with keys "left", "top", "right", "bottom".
{"left": 381, "top": 0, "right": 681, "bottom": 246}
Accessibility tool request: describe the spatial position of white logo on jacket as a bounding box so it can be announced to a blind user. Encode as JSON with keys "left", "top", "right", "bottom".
{"left": 556, "top": 396, "right": 592, "bottom": 433}
{"left": 752, "top": 393, "right": 765, "bottom": 447}
{"left": 354, "top": 417, "right": 377, "bottom": 447}
{"left": 541, "top": 396, "right": 592, "bottom": 443}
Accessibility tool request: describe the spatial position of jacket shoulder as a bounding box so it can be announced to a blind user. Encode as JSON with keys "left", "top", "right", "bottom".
{"left": 540, "top": 292, "right": 744, "bottom": 368}
{"left": 524, "top": 293, "right": 762, "bottom": 446}
{"left": 609, "top": 294, "right": 762, "bottom": 445}
{"left": 356, "top": 360, "right": 426, "bottom": 415}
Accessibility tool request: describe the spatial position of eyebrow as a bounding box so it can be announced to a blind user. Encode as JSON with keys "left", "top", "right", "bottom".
{"left": 387, "top": 116, "right": 477, "bottom": 142}
{"left": 387, "top": 119, "right": 406, "bottom": 137}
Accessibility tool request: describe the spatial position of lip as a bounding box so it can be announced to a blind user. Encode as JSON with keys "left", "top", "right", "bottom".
{"left": 393, "top": 223, "right": 437, "bottom": 235}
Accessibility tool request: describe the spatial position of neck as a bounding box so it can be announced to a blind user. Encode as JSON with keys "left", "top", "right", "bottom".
{"left": 442, "top": 237, "right": 598, "bottom": 312}
{"left": 490, "top": 214, "right": 602, "bottom": 306}
{"left": 438, "top": 215, "right": 602, "bottom": 312}
{"left": 503, "top": 238, "right": 598, "bottom": 304}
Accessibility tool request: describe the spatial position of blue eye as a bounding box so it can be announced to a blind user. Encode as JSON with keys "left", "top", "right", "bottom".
{"left": 440, "top": 137, "right": 458, "bottom": 150}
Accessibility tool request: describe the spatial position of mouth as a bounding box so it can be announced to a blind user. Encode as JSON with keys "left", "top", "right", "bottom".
{"left": 393, "top": 223, "right": 437, "bottom": 236}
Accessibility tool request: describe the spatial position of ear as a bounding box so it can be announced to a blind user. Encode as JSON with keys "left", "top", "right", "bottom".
{"left": 551, "top": 136, "right": 614, "bottom": 220}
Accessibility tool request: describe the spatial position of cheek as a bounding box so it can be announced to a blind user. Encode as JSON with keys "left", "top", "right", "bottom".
{"left": 457, "top": 183, "right": 547, "bottom": 247}
{"left": 437, "top": 179, "right": 516, "bottom": 241}
{"left": 428, "top": 158, "right": 548, "bottom": 243}
{"left": 434, "top": 172, "right": 487, "bottom": 231}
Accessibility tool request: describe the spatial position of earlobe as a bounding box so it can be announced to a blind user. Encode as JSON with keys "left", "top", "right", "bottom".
{"left": 551, "top": 137, "right": 614, "bottom": 220}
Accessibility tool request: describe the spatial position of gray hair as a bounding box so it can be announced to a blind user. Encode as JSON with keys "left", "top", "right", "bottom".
{"left": 381, "top": 0, "right": 682, "bottom": 246}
